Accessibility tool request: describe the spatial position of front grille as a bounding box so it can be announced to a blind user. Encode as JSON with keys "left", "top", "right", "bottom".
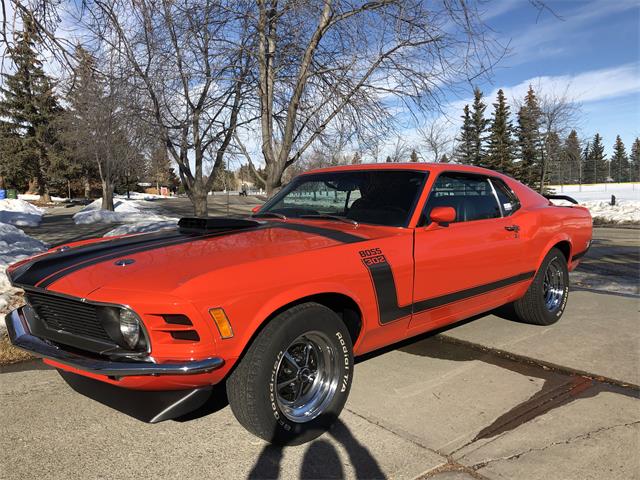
{"left": 25, "top": 291, "right": 112, "bottom": 343}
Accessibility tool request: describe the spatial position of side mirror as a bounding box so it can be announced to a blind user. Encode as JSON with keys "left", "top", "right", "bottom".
{"left": 429, "top": 206, "right": 456, "bottom": 226}
{"left": 251, "top": 205, "right": 262, "bottom": 214}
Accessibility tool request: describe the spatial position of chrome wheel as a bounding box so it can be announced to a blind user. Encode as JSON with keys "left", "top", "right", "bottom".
{"left": 275, "top": 331, "right": 340, "bottom": 423}
{"left": 543, "top": 258, "right": 565, "bottom": 311}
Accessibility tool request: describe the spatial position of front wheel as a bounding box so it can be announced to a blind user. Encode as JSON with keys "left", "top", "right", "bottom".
{"left": 513, "top": 247, "right": 569, "bottom": 326}
{"left": 226, "top": 302, "right": 353, "bottom": 445}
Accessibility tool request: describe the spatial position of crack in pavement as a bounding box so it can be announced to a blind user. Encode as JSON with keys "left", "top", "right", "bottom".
{"left": 466, "top": 421, "right": 640, "bottom": 471}
{"left": 344, "top": 406, "right": 446, "bottom": 458}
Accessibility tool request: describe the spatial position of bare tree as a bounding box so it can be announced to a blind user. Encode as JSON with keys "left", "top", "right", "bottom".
{"left": 73, "top": 0, "right": 253, "bottom": 216}
{"left": 62, "top": 46, "right": 144, "bottom": 210}
{"left": 529, "top": 86, "right": 581, "bottom": 192}
{"left": 387, "top": 136, "right": 410, "bottom": 163}
{"left": 418, "top": 119, "right": 454, "bottom": 162}
{"left": 239, "top": 0, "right": 503, "bottom": 195}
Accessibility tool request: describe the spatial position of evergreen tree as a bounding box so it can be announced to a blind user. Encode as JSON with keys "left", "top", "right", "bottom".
{"left": 630, "top": 138, "right": 640, "bottom": 182}
{"left": 470, "top": 87, "right": 488, "bottom": 165}
{"left": 0, "top": 15, "right": 62, "bottom": 200}
{"left": 611, "top": 135, "right": 630, "bottom": 183}
{"left": 545, "top": 131, "right": 562, "bottom": 186}
{"left": 409, "top": 149, "right": 419, "bottom": 162}
{"left": 561, "top": 130, "right": 582, "bottom": 184}
{"left": 455, "top": 104, "right": 474, "bottom": 164}
{"left": 439, "top": 153, "right": 449, "bottom": 163}
{"left": 485, "top": 89, "right": 516, "bottom": 175}
{"left": 581, "top": 142, "right": 590, "bottom": 184}
{"left": 583, "top": 133, "right": 608, "bottom": 183}
{"left": 516, "top": 86, "right": 542, "bottom": 188}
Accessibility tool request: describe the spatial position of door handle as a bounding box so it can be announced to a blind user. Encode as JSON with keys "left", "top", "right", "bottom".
{"left": 505, "top": 225, "right": 520, "bottom": 232}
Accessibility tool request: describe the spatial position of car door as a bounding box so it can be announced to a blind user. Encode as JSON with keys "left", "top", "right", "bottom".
{"left": 409, "top": 172, "right": 530, "bottom": 332}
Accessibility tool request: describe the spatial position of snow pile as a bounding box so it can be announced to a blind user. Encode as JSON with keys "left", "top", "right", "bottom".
{"left": 0, "top": 223, "right": 47, "bottom": 331}
{"left": 125, "top": 192, "right": 174, "bottom": 200}
{"left": 18, "top": 193, "right": 66, "bottom": 202}
{"left": 547, "top": 183, "right": 640, "bottom": 224}
{"left": 548, "top": 183, "right": 639, "bottom": 202}
{"left": 104, "top": 220, "right": 178, "bottom": 237}
{"left": 581, "top": 200, "right": 640, "bottom": 224}
{"left": 0, "top": 199, "right": 45, "bottom": 227}
{"left": 73, "top": 198, "right": 176, "bottom": 225}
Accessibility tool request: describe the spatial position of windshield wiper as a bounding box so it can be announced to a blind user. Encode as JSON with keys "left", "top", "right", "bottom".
{"left": 252, "top": 212, "right": 287, "bottom": 220}
{"left": 300, "top": 214, "right": 358, "bottom": 226}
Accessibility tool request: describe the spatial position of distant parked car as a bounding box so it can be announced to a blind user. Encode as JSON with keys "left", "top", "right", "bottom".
{"left": 6, "top": 163, "right": 592, "bottom": 444}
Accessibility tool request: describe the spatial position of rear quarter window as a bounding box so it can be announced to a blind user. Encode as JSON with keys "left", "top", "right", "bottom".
{"left": 491, "top": 178, "right": 521, "bottom": 216}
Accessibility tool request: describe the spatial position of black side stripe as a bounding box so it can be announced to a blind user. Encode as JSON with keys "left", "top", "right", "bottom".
{"left": 363, "top": 258, "right": 412, "bottom": 324}
{"left": 11, "top": 221, "right": 366, "bottom": 290}
{"left": 412, "top": 271, "right": 535, "bottom": 312}
{"left": 362, "top": 255, "right": 535, "bottom": 324}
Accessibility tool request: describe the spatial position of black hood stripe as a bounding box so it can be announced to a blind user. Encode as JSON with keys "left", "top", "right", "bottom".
{"left": 10, "top": 221, "right": 366, "bottom": 290}
{"left": 11, "top": 229, "right": 193, "bottom": 288}
{"left": 273, "top": 223, "right": 364, "bottom": 244}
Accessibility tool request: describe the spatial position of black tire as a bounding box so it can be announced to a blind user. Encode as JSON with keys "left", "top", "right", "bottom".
{"left": 226, "top": 302, "right": 354, "bottom": 445}
{"left": 513, "top": 247, "right": 569, "bottom": 326}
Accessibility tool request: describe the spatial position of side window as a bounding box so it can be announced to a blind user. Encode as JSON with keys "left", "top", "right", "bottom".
{"left": 491, "top": 178, "right": 521, "bottom": 216}
{"left": 424, "top": 173, "right": 502, "bottom": 223}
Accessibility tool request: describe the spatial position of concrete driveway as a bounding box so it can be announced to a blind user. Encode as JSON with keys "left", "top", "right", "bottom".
{"left": 3, "top": 203, "right": 639, "bottom": 480}
{"left": 1, "top": 289, "right": 637, "bottom": 480}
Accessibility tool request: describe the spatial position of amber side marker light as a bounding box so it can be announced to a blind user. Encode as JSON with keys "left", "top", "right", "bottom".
{"left": 209, "top": 308, "right": 234, "bottom": 339}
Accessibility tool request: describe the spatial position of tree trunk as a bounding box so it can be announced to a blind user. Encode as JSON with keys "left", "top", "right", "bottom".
{"left": 189, "top": 182, "right": 208, "bottom": 217}
{"left": 265, "top": 161, "right": 285, "bottom": 197}
{"left": 28, "top": 178, "right": 38, "bottom": 194}
{"left": 101, "top": 180, "right": 115, "bottom": 211}
{"left": 83, "top": 177, "right": 91, "bottom": 199}
{"left": 38, "top": 181, "right": 52, "bottom": 203}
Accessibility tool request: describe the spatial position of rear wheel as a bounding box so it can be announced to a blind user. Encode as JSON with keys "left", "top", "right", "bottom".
{"left": 226, "top": 302, "right": 353, "bottom": 445}
{"left": 513, "top": 247, "right": 569, "bottom": 326}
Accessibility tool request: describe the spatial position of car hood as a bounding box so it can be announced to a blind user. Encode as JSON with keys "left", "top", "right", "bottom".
{"left": 9, "top": 220, "right": 387, "bottom": 299}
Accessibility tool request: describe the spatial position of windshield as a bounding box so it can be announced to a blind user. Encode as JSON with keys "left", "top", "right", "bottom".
{"left": 258, "top": 170, "right": 428, "bottom": 227}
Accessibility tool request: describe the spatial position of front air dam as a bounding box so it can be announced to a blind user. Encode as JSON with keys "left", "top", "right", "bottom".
{"left": 58, "top": 370, "right": 213, "bottom": 423}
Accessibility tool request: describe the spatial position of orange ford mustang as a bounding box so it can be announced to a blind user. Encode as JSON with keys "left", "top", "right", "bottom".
{"left": 6, "top": 163, "right": 592, "bottom": 444}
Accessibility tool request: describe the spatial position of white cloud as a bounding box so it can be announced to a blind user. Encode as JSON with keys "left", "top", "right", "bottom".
{"left": 388, "top": 62, "right": 640, "bottom": 162}
{"left": 493, "top": 63, "right": 640, "bottom": 106}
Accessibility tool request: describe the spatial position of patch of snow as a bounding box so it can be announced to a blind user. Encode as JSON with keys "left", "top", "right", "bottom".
{"left": 548, "top": 183, "right": 640, "bottom": 202}
{"left": 73, "top": 198, "right": 176, "bottom": 225}
{"left": 18, "top": 193, "right": 66, "bottom": 202}
{"left": 125, "top": 192, "right": 175, "bottom": 200}
{"left": 581, "top": 200, "right": 640, "bottom": 224}
{"left": 104, "top": 220, "right": 178, "bottom": 237}
{"left": 0, "top": 199, "right": 45, "bottom": 226}
{"left": 0, "top": 223, "right": 47, "bottom": 331}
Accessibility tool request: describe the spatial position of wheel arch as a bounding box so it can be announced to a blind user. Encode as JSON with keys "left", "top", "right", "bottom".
{"left": 537, "top": 235, "right": 572, "bottom": 271}
{"left": 230, "top": 291, "right": 365, "bottom": 375}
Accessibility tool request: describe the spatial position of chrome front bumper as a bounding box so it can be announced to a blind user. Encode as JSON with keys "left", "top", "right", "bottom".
{"left": 6, "top": 307, "right": 224, "bottom": 377}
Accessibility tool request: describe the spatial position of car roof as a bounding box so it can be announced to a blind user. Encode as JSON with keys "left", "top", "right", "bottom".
{"left": 302, "top": 162, "right": 505, "bottom": 177}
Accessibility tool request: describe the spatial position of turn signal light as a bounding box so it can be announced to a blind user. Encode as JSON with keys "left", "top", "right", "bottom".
{"left": 209, "top": 308, "right": 234, "bottom": 339}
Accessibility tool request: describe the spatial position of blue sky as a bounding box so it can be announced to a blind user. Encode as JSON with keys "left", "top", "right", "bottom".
{"left": 432, "top": 0, "right": 640, "bottom": 156}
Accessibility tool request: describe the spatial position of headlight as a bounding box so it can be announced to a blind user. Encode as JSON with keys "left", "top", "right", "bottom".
{"left": 119, "top": 309, "right": 141, "bottom": 349}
